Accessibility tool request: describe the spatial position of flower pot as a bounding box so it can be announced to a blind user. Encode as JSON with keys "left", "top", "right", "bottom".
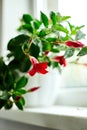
{"left": 25, "top": 68, "right": 62, "bottom": 107}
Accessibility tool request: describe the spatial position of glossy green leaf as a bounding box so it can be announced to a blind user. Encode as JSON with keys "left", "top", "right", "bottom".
{"left": 51, "top": 48, "right": 60, "bottom": 53}
{"left": 21, "top": 24, "right": 33, "bottom": 33}
{"left": 22, "top": 14, "right": 33, "bottom": 23}
{"left": 15, "top": 89, "right": 27, "bottom": 95}
{"left": 19, "top": 57, "right": 31, "bottom": 72}
{"left": 50, "top": 11, "right": 57, "bottom": 25}
{"left": 30, "top": 43, "right": 40, "bottom": 58}
{"left": 38, "top": 29, "right": 46, "bottom": 37}
{"left": 41, "top": 12, "right": 48, "bottom": 28}
{"left": 42, "top": 42, "right": 51, "bottom": 51}
{"left": 15, "top": 76, "right": 28, "bottom": 90}
{"left": 7, "top": 34, "right": 30, "bottom": 51}
{"left": 46, "top": 37, "right": 57, "bottom": 42}
{"left": 56, "top": 24, "right": 69, "bottom": 33}
{"left": 33, "top": 20, "right": 41, "bottom": 30}
{"left": 15, "top": 97, "right": 25, "bottom": 110}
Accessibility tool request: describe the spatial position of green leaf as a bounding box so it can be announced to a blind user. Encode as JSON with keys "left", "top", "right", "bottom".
{"left": 76, "top": 25, "right": 85, "bottom": 30}
{"left": 56, "top": 13, "right": 70, "bottom": 23}
{"left": 77, "top": 46, "right": 87, "bottom": 56}
{"left": 15, "top": 76, "right": 28, "bottom": 90}
{"left": 19, "top": 57, "right": 31, "bottom": 72}
{"left": 64, "top": 48, "right": 75, "bottom": 58}
{"left": 62, "top": 16, "right": 71, "bottom": 21}
{"left": 52, "top": 62, "right": 59, "bottom": 68}
{"left": 21, "top": 24, "right": 33, "bottom": 33}
{"left": 68, "top": 22, "right": 74, "bottom": 32}
{"left": 41, "top": 12, "right": 48, "bottom": 28}
{"left": 7, "top": 34, "right": 30, "bottom": 51}
{"left": 75, "top": 30, "right": 86, "bottom": 40}
{"left": 46, "top": 37, "right": 57, "bottom": 42}
{"left": 50, "top": 11, "right": 57, "bottom": 25}
{"left": 33, "top": 20, "right": 41, "bottom": 30}
{"left": 38, "top": 29, "right": 46, "bottom": 37}
{"left": 9, "top": 54, "right": 31, "bottom": 72}
{"left": 61, "top": 16, "right": 71, "bottom": 21}
{"left": 68, "top": 22, "right": 85, "bottom": 35}
{"left": 30, "top": 43, "right": 40, "bottom": 58}
{"left": 42, "top": 42, "right": 51, "bottom": 51}
{"left": 4, "top": 100, "right": 13, "bottom": 110}
{"left": 15, "top": 97, "right": 25, "bottom": 110}
{"left": 51, "top": 48, "right": 60, "bottom": 53}
{"left": 22, "top": 14, "right": 33, "bottom": 23}
{"left": 60, "top": 35, "right": 71, "bottom": 42}
{"left": 15, "top": 89, "right": 27, "bottom": 95}
{"left": 56, "top": 12, "right": 62, "bottom": 23}
{"left": 56, "top": 24, "right": 69, "bottom": 33}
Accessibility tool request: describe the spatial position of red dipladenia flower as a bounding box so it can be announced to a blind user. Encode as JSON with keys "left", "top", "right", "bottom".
{"left": 28, "top": 87, "right": 40, "bottom": 92}
{"left": 53, "top": 55, "right": 66, "bottom": 67}
{"left": 28, "top": 56, "right": 48, "bottom": 76}
{"left": 65, "top": 40, "right": 85, "bottom": 48}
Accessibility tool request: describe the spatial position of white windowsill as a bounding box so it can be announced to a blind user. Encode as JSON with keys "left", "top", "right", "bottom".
{"left": 0, "top": 105, "right": 87, "bottom": 130}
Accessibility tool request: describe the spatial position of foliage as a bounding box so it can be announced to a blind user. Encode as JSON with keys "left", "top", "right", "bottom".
{"left": 7, "top": 12, "right": 87, "bottom": 72}
{"left": 0, "top": 11, "right": 87, "bottom": 110}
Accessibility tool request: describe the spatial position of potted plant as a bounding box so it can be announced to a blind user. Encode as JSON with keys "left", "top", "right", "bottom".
{"left": 0, "top": 11, "right": 87, "bottom": 109}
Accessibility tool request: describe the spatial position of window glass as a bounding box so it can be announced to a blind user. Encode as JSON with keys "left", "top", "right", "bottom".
{"left": 58, "top": 0, "right": 87, "bottom": 40}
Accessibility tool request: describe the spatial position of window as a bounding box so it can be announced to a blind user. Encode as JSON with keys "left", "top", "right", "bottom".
{"left": 0, "top": 0, "right": 33, "bottom": 56}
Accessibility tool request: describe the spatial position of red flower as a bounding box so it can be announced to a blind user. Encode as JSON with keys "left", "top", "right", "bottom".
{"left": 28, "top": 56, "right": 48, "bottom": 76}
{"left": 44, "top": 50, "right": 50, "bottom": 55}
{"left": 53, "top": 55, "right": 66, "bottom": 66}
{"left": 65, "top": 40, "right": 85, "bottom": 48}
{"left": 14, "top": 96, "right": 22, "bottom": 102}
{"left": 28, "top": 87, "right": 40, "bottom": 92}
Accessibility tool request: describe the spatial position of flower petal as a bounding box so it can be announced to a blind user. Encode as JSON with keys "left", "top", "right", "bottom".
{"left": 65, "top": 40, "right": 85, "bottom": 48}
{"left": 37, "top": 62, "right": 48, "bottom": 74}
{"left": 53, "top": 55, "right": 66, "bottom": 67}
{"left": 38, "top": 62, "right": 48, "bottom": 69}
{"left": 28, "top": 87, "right": 40, "bottom": 92}
{"left": 28, "top": 66, "right": 36, "bottom": 76}
{"left": 30, "top": 56, "right": 38, "bottom": 65}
